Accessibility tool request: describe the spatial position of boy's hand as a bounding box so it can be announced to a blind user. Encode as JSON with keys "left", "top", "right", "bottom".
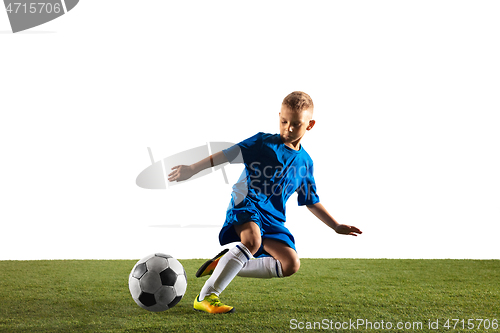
{"left": 334, "top": 224, "right": 362, "bottom": 236}
{"left": 306, "top": 202, "right": 363, "bottom": 237}
{"left": 167, "top": 152, "right": 228, "bottom": 183}
{"left": 168, "top": 165, "right": 196, "bottom": 182}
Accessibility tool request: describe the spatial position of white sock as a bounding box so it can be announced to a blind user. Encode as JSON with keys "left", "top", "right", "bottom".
{"left": 199, "top": 243, "right": 252, "bottom": 299}
{"left": 237, "top": 257, "right": 283, "bottom": 278}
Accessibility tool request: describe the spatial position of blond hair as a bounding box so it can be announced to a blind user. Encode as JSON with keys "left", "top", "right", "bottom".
{"left": 282, "top": 91, "right": 314, "bottom": 112}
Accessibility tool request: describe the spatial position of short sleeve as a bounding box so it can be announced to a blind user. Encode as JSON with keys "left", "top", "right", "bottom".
{"left": 222, "top": 144, "right": 243, "bottom": 163}
{"left": 296, "top": 164, "right": 320, "bottom": 206}
{"left": 222, "top": 132, "right": 263, "bottom": 164}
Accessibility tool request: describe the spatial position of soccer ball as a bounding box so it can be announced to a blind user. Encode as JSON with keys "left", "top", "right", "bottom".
{"left": 128, "top": 253, "right": 187, "bottom": 312}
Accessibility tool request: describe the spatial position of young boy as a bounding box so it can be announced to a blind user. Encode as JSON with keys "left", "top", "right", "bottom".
{"left": 168, "top": 91, "right": 362, "bottom": 314}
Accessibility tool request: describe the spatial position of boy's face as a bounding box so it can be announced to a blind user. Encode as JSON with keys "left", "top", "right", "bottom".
{"left": 279, "top": 105, "right": 315, "bottom": 147}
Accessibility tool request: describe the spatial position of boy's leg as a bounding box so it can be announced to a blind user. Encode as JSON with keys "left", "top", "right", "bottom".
{"left": 236, "top": 256, "right": 284, "bottom": 278}
{"left": 262, "top": 238, "right": 300, "bottom": 277}
{"left": 236, "top": 238, "right": 298, "bottom": 278}
{"left": 234, "top": 221, "right": 262, "bottom": 254}
{"left": 196, "top": 222, "right": 260, "bottom": 313}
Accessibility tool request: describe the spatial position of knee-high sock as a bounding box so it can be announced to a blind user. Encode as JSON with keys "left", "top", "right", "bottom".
{"left": 237, "top": 257, "right": 283, "bottom": 278}
{"left": 199, "top": 243, "right": 252, "bottom": 299}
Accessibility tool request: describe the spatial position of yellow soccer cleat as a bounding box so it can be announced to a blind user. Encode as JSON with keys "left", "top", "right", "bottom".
{"left": 195, "top": 249, "right": 229, "bottom": 278}
{"left": 193, "top": 294, "right": 235, "bottom": 314}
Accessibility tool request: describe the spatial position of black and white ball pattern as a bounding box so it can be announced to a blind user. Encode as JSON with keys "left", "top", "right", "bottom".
{"left": 128, "top": 253, "right": 187, "bottom": 312}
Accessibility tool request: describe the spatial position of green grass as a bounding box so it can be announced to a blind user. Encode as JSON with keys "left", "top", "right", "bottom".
{"left": 0, "top": 259, "right": 498, "bottom": 332}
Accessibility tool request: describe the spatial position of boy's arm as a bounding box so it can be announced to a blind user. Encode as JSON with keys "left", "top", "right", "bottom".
{"left": 168, "top": 150, "right": 228, "bottom": 182}
{"left": 306, "top": 202, "right": 362, "bottom": 236}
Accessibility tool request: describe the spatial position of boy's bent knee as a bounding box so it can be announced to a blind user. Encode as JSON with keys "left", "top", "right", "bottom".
{"left": 235, "top": 222, "right": 262, "bottom": 255}
{"left": 282, "top": 258, "right": 300, "bottom": 277}
{"left": 241, "top": 238, "right": 261, "bottom": 255}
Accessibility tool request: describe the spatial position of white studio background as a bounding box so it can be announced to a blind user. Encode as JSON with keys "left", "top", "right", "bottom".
{"left": 1, "top": 1, "right": 499, "bottom": 260}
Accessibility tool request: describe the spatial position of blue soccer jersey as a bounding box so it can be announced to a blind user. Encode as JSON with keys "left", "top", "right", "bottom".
{"left": 219, "top": 132, "right": 320, "bottom": 256}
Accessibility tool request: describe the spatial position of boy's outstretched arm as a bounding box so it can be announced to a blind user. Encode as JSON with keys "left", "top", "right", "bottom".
{"left": 168, "top": 150, "right": 228, "bottom": 182}
{"left": 306, "top": 202, "right": 362, "bottom": 236}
